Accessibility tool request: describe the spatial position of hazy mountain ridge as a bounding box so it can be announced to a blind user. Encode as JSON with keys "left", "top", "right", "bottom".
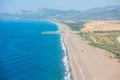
{"left": 14, "top": 8, "right": 81, "bottom": 20}
{"left": 0, "top": 6, "right": 120, "bottom": 20}
{"left": 82, "top": 6, "right": 120, "bottom": 20}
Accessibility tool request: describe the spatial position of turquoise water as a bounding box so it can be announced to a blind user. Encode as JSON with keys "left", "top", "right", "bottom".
{"left": 0, "top": 20, "right": 69, "bottom": 80}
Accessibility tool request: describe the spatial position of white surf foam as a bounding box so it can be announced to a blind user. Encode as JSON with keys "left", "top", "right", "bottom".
{"left": 60, "top": 36, "right": 72, "bottom": 80}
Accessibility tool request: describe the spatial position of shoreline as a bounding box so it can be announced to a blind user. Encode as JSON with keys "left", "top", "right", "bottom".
{"left": 60, "top": 36, "right": 72, "bottom": 80}
{"left": 52, "top": 21, "right": 120, "bottom": 80}
{"left": 48, "top": 21, "right": 72, "bottom": 80}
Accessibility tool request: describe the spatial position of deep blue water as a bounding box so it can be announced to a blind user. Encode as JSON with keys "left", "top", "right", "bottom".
{"left": 0, "top": 20, "right": 65, "bottom": 80}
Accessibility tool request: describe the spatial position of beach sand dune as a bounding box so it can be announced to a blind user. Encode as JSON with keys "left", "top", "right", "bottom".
{"left": 55, "top": 22, "right": 120, "bottom": 80}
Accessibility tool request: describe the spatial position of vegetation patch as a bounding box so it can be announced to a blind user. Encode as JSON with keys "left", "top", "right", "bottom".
{"left": 64, "top": 21, "right": 120, "bottom": 59}
{"left": 80, "top": 32, "right": 120, "bottom": 59}
{"left": 63, "top": 21, "right": 86, "bottom": 31}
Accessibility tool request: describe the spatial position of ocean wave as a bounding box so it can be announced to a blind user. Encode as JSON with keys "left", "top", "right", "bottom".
{"left": 60, "top": 36, "right": 72, "bottom": 80}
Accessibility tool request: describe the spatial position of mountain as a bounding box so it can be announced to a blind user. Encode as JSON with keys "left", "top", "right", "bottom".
{"left": 0, "top": 12, "right": 14, "bottom": 20}
{"left": 81, "top": 6, "right": 120, "bottom": 20}
{"left": 14, "top": 8, "right": 81, "bottom": 20}
{"left": 0, "top": 6, "right": 120, "bottom": 20}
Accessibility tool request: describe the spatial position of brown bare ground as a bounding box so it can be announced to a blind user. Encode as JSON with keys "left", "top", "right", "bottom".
{"left": 81, "top": 21, "right": 120, "bottom": 32}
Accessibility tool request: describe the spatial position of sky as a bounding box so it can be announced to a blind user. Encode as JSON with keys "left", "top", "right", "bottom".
{"left": 0, "top": 0, "right": 120, "bottom": 13}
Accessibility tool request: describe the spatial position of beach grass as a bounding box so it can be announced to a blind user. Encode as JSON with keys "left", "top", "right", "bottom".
{"left": 80, "top": 31, "right": 120, "bottom": 59}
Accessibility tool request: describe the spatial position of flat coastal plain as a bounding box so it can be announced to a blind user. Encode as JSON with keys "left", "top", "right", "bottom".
{"left": 81, "top": 21, "right": 120, "bottom": 32}
{"left": 55, "top": 22, "right": 120, "bottom": 80}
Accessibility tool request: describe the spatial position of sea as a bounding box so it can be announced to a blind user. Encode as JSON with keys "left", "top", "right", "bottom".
{"left": 0, "top": 20, "right": 71, "bottom": 80}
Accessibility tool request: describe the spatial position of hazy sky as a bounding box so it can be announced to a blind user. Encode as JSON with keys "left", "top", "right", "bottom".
{"left": 0, "top": 0, "right": 120, "bottom": 13}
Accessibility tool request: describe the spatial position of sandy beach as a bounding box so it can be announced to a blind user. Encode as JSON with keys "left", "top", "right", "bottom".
{"left": 54, "top": 22, "right": 120, "bottom": 80}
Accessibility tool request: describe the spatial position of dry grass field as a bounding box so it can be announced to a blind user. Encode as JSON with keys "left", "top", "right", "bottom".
{"left": 81, "top": 21, "right": 120, "bottom": 32}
